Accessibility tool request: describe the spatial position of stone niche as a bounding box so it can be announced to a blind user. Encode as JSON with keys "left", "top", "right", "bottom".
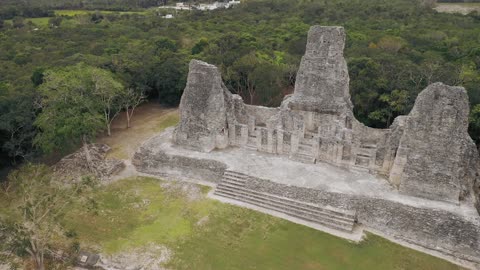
{"left": 173, "top": 26, "right": 480, "bottom": 209}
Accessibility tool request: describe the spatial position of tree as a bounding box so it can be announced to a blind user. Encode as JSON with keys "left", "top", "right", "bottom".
{"left": 122, "top": 87, "right": 146, "bottom": 128}
{"left": 12, "top": 16, "right": 24, "bottom": 28}
{"left": 469, "top": 104, "right": 480, "bottom": 146}
{"left": 377, "top": 36, "right": 406, "bottom": 54}
{"left": 0, "top": 83, "right": 37, "bottom": 165}
{"left": 91, "top": 12, "right": 104, "bottom": 23}
{"left": 149, "top": 53, "right": 187, "bottom": 105}
{"left": 348, "top": 57, "right": 388, "bottom": 126}
{"left": 48, "top": 16, "right": 62, "bottom": 28}
{"left": 369, "top": 89, "right": 410, "bottom": 127}
{"left": 154, "top": 37, "right": 177, "bottom": 53}
{"left": 35, "top": 65, "right": 103, "bottom": 153}
{"left": 91, "top": 69, "right": 126, "bottom": 136}
{"left": 191, "top": 38, "right": 208, "bottom": 55}
{"left": 3, "top": 164, "right": 92, "bottom": 270}
{"left": 228, "top": 52, "right": 260, "bottom": 104}
{"left": 251, "top": 62, "right": 288, "bottom": 106}
{"left": 31, "top": 68, "right": 45, "bottom": 86}
{"left": 35, "top": 64, "right": 125, "bottom": 152}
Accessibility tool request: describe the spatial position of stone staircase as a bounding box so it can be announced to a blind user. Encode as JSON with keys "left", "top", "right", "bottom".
{"left": 304, "top": 130, "right": 317, "bottom": 139}
{"left": 291, "top": 140, "right": 316, "bottom": 164}
{"left": 244, "top": 135, "right": 257, "bottom": 151}
{"left": 353, "top": 143, "right": 377, "bottom": 171}
{"left": 214, "top": 170, "right": 357, "bottom": 232}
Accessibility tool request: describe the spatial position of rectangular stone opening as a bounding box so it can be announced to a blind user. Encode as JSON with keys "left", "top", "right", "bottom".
{"left": 235, "top": 125, "right": 242, "bottom": 137}
{"left": 283, "top": 132, "right": 291, "bottom": 145}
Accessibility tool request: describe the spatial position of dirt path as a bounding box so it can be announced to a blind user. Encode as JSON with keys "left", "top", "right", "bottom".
{"left": 96, "top": 102, "right": 178, "bottom": 160}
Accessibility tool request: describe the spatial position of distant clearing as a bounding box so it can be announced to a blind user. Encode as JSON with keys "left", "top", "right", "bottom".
{"left": 54, "top": 9, "right": 149, "bottom": 16}
{"left": 4, "top": 10, "right": 149, "bottom": 28}
{"left": 5, "top": 17, "right": 51, "bottom": 27}
{"left": 435, "top": 3, "right": 480, "bottom": 14}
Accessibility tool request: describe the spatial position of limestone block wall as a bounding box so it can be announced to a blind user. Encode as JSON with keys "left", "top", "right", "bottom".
{"left": 172, "top": 25, "right": 480, "bottom": 209}
{"left": 245, "top": 177, "right": 480, "bottom": 264}
{"left": 389, "top": 83, "right": 479, "bottom": 204}
{"left": 173, "top": 60, "right": 232, "bottom": 152}
{"left": 133, "top": 135, "right": 480, "bottom": 265}
{"left": 242, "top": 104, "right": 279, "bottom": 128}
{"left": 288, "top": 26, "right": 352, "bottom": 112}
{"left": 132, "top": 147, "right": 227, "bottom": 183}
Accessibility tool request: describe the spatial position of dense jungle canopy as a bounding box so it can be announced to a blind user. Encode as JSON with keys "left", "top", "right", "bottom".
{"left": 1, "top": 0, "right": 480, "bottom": 170}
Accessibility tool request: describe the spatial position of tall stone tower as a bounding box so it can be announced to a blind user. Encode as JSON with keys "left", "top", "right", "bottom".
{"left": 173, "top": 60, "right": 231, "bottom": 152}
{"left": 288, "top": 26, "right": 353, "bottom": 114}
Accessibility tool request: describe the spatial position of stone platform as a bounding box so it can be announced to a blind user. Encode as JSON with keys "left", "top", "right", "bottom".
{"left": 133, "top": 25, "right": 480, "bottom": 269}
{"left": 134, "top": 128, "right": 480, "bottom": 267}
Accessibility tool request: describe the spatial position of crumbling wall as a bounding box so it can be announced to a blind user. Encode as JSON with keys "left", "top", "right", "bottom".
{"left": 172, "top": 25, "right": 480, "bottom": 208}
{"left": 173, "top": 60, "right": 233, "bottom": 152}
{"left": 245, "top": 176, "right": 480, "bottom": 264}
{"left": 54, "top": 143, "right": 124, "bottom": 181}
{"left": 287, "top": 26, "right": 353, "bottom": 113}
{"left": 390, "top": 83, "right": 480, "bottom": 203}
{"left": 243, "top": 104, "right": 279, "bottom": 128}
{"left": 133, "top": 141, "right": 227, "bottom": 183}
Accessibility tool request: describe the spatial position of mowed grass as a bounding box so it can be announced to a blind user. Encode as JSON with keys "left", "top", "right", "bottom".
{"left": 54, "top": 10, "right": 149, "bottom": 16}
{"left": 64, "top": 177, "right": 464, "bottom": 270}
{"left": 64, "top": 177, "right": 204, "bottom": 253}
{"left": 5, "top": 17, "right": 51, "bottom": 27}
{"left": 4, "top": 9, "right": 149, "bottom": 28}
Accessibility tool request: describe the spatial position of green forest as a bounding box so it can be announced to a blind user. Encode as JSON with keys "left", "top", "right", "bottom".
{"left": 1, "top": 0, "right": 480, "bottom": 171}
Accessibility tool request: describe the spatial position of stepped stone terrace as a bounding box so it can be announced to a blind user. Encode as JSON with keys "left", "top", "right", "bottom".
{"left": 133, "top": 26, "right": 480, "bottom": 267}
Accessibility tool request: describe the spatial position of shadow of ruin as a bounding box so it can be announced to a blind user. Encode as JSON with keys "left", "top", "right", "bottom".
{"left": 133, "top": 26, "right": 480, "bottom": 267}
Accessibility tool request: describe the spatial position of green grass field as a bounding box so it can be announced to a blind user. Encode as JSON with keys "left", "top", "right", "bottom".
{"left": 5, "top": 17, "right": 51, "bottom": 27}
{"left": 64, "top": 177, "right": 464, "bottom": 270}
{"left": 4, "top": 9, "right": 149, "bottom": 28}
{"left": 54, "top": 9, "right": 149, "bottom": 16}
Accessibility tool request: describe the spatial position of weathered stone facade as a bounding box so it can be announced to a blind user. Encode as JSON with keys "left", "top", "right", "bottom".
{"left": 173, "top": 60, "right": 235, "bottom": 152}
{"left": 390, "top": 83, "right": 480, "bottom": 204}
{"left": 173, "top": 25, "right": 480, "bottom": 207}
{"left": 243, "top": 176, "right": 480, "bottom": 263}
{"left": 139, "top": 25, "right": 480, "bottom": 266}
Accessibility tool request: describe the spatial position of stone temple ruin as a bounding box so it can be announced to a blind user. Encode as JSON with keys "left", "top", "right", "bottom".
{"left": 134, "top": 26, "right": 480, "bottom": 266}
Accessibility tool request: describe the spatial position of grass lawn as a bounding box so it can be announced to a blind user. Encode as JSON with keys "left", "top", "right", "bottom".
{"left": 5, "top": 17, "right": 51, "bottom": 27}
{"left": 4, "top": 9, "right": 150, "bottom": 28}
{"left": 54, "top": 10, "right": 149, "bottom": 16}
{"left": 64, "top": 177, "right": 464, "bottom": 270}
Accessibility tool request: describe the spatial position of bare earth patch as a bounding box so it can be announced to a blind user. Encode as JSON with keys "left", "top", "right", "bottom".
{"left": 96, "top": 102, "right": 178, "bottom": 160}
{"left": 97, "top": 244, "right": 172, "bottom": 270}
{"left": 434, "top": 3, "right": 480, "bottom": 15}
{"left": 160, "top": 181, "right": 203, "bottom": 202}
